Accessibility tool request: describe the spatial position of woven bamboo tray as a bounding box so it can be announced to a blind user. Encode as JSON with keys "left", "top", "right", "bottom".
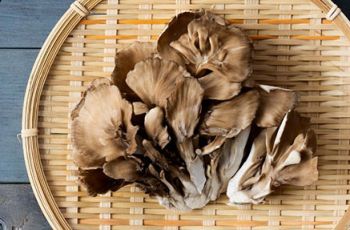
{"left": 21, "top": 0, "right": 350, "bottom": 229}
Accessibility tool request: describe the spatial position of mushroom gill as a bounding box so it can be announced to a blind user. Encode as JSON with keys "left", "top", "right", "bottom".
{"left": 112, "top": 42, "right": 156, "bottom": 100}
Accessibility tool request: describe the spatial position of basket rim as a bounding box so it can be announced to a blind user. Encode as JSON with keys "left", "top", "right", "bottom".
{"left": 21, "top": 0, "right": 350, "bottom": 229}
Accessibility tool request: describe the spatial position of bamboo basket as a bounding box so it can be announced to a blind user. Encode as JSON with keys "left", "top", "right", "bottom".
{"left": 21, "top": 0, "right": 350, "bottom": 229}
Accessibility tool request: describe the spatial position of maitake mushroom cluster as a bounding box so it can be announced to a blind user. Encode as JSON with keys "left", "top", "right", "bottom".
{"left": 71, "top": 10, "right": 318, "bottom": 210}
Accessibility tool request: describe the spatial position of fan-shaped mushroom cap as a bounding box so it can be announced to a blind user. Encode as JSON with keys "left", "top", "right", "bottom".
{"left": 166, "top": 77, "right": 204, "bottom": 142}
{"left": 71, "top": 78, "right": 138, "bottom": 168}
{"left": 126, "top": 57, "right": 190, "bottom": 108}
{"left": 200, "top": 90, "right": 259, "bottom": 138}
{"left": 198, "top": 72, "right": 241, "bottom": 100}
{"left": 144, "top": 107, "right": 170, "bottom": 149}
{"left": 256, "top": 85, "right": 297, "bottom": 127}
{"left": 112, "top": 42, "right": 156, "bottom": 100}
{"left": 103, "top": 157, "right": 142, "bottom": 182}
{"left": 78, "top": 168, "right": 127, "bottom": 196}
{"left": 157, "top": 11, "right": 204, "bottom": 67}
{"left": 163, "top": 11, "right": 252, "bottom": 83}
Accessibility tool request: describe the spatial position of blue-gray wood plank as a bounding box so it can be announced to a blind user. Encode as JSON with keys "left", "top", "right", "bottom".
{"left": 0, "top": 0, "right": 73, "bottom": 48}
{"left": 0, "top": 49, "right": 38, "bottom": 183}
{"left": 0, "top": 184, "right": 50, "bottom": 229}
{"left": 0, "top": 0, "right": 72, "bottom": 227}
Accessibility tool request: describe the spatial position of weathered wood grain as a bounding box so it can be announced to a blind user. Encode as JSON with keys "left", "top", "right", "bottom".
{"left": 0, "top": 0, "right": 73, "bottom": 48}
{"left": 0, "top": 184, "right": 50, "bottom": 229}
{"left": 0, "top": 49, "right": 38, "bottom": 183}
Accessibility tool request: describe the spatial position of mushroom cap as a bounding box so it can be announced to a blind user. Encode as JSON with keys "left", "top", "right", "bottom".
{"left": 103, "top": 156, "right": 142, "bottom": 182}
{"left": 144, "top": 107, "right": 170, "bottom": 149}
{"left": 78, "top": 168, "right": 127, "bottom": 196}
{"left": 255, "top": 85, "right": 297, "bottom": 127}
{"left": 198, "top": 72, "right": 241, "bottom": 100}
{"left": 165, "top": 11, "right": 252, "bottom": 83}
{"left": 166, "top": 77, "right": 204, "bottom": 142}
{"left": 126, "top": 57, "right": 190, "bottom": 108}
{"left": 71, "top": 78, "right": 138, "bottom": 168}
{"left": 157, "top": 11, "right": 204, "bottom": 67}
{"left": 112, "top": 42, "right": 156, "bottom": 100}
{"left": 200, "top": 90, "right": 259, "bottom": 138}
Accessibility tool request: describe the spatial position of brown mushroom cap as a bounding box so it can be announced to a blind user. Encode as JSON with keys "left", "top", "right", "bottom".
{"left": 126, "top": 57, "right": 190, "bottom": 108}
{"left": 255, "top": 85, "right": 297, "bottom": 127}
{"left": 198, "top": 72, "right": 241, "bottom": 100}
{"left": 78, "top": 168, "right": 128, "bottom": 196}
{"left": 71, "top": 78, "right": 138, "bottom": 168}
{"left": 103, "top": 156, "right": 142, "bottom": 182}
{"left": 112, "top": 42, "right": 156, "bottom": 100}
{"left": 157, "top": 11, "right": 204, "bottom": 67}
{"left": 167, "top": 11, "right": 252, "bottom": 82}
{"left": 200, "top": 90, "right": 259, "bottom": 138}
{"left": 166, "top": 77, "right": 204, "bottom": 142}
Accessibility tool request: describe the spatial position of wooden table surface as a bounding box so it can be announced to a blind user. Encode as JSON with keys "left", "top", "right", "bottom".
{"left": 0, "top": 0, "right": 349, "bottom": 229}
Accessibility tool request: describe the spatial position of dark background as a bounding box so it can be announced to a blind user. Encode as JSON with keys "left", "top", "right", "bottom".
{"left": 0, "top": 0, "right": 348, "bottom": 229}
{"left": 335, "top": 0, "right": 350, "bottom": 18}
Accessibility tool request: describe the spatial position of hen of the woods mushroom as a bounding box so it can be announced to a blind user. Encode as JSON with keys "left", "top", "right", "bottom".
{"left": 71, "top": 10, "right": 318, "bottom": 210}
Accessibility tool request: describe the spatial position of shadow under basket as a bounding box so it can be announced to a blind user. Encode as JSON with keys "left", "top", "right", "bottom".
{"left": 21, "top": 0, "right": 350, "bottom": 229}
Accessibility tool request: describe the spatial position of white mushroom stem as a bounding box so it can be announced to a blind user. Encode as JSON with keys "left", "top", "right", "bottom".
{"left": 218, "top": 126, "right": 251, "bottom": 193}
{"left": 178, "top": 139, "right": 206, "bottom": 194}
{"left": 226, "top": 129, "right": 267, "bottom": 204}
